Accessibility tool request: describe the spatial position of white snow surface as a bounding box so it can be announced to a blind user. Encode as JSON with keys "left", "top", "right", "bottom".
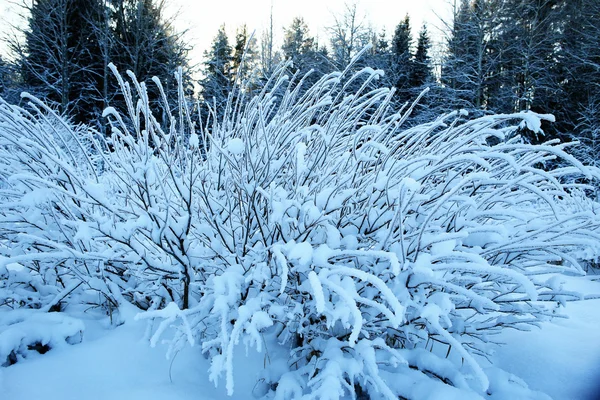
{"left": 1, "top": 279, "right": 599, "bottom": 400}
{"left": 0, "top": 314, "right": 266, "bottom": 400}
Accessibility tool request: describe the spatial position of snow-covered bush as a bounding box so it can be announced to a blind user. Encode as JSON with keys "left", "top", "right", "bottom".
{"left": 1, "top": 59, "right": 599, "bottom": 398}
{"left": 0, "top": 308, "right": 84, "bottom": 366}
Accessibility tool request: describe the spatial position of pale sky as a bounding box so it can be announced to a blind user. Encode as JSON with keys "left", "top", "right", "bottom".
{"left": 0, "top": 0, "right": 453, "bottom": 64}
{"left": 166, "top": 0, "right": 453, "bottom": 63}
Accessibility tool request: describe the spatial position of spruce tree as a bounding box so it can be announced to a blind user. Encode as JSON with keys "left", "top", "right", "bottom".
{"left": 559, "top": 0, "right": 600, "bottom": 153}
{"left": 17, "top": 0, "right": 106, "bottom": 125}
{"left": 495, "top": 0, "right": 564, "bottom": 116}
{"left": 410, "top": 24, "right": 432, "bottom": 89}
{"left": 111, "top": 0, "right": 190, "bottom": 123}
{"left": 390, "top": 15, "right": 413, "bottom": 103}
{"left": 199, "top": 25, "right": 234, "bottom": 122}
{"left": 282, "top": 17, "right": 315, "bottom": 70}
{"left": 0, "top": 56, "right": 7, "bottom": 96}
{"left": 232, "top": 25, "right": 258, "bottom": 85}
{"left": 441, "top": 0, "right": 504, "bottom": 112}
{"left": 281, "top": 17, "right": 332, "bottom": 89}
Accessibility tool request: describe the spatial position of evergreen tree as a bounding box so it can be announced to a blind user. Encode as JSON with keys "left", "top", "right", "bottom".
{"left": 410, "top": 24, "right": 432, "bottom": 88}
{"left": 199, "top": 25, "right": 234, "bottom": 122}
{"left": 0, "top": 55, "right": 7, "bottom": 96}
{"left": 559, "top": 0, "right": 600, "bottom": 151}
{"left": 495, "top": 0, "right": 564, "bottom": 116}
{"left": 16, "top": 0, "right": 106, "bottom": 125}
{"left": 232, "top": 25, "right": 258, "bottom": 85}
{"left": 281, "top": 17, "right": 332, "bottom": 88}
{"left": 111, "top": 0, "right": 190, "bottom": 122}
{"left": 282, "top": 17, "right": 315, "bottom": 68}
{"left": 441, "top": 0, "right": 504, "bottom": 112}
{"left": 441, "top": 0, "right": 472, "bottom": 109}
{"left": 12, "top": 0, "right": 188, "bottom": 130}
{"left": 390, "top": 15, "right": 413, "bottom": 103}
{"left": 359, "top": 28, "right": 393, "bottom": 87}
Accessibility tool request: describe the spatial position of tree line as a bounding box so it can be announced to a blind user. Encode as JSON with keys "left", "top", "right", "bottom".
{"left": 0, "top": 0, "right": 598, "bottom": 154}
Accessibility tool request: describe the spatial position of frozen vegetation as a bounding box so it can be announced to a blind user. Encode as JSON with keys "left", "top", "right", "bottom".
{"left": 1, "top": 60, "right": 600, "bottom": 399}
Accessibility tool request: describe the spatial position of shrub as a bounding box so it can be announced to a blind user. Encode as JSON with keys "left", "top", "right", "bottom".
{"left": 0, "top": 60, "right": 599, "bottom": 398}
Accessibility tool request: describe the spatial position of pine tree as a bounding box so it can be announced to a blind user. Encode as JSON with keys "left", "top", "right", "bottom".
{"left": 495, "top": 0, "right": 564, "bottom": 116}
{"left": 441, "top": 0, "right": 504, "bottom": 112}
{"left": 359, "top": 28, "right": 393, "bottom": 87}
{"left": 282, "top": 17, "right": 315, "bottom": 69}
{"left": 0, "top": 55, "right": 18, "bottom": 104}
{"left": 559, "top": 0, "right": 600, "bottom": 153}
{"left": 232, "top": 25, "right": 258, "bottom": 85}
{"left": 0, "top": 55, "right": 7, "bottom": 96}
{"left": 281, "top": 17, "right": 332, "bottom": 88}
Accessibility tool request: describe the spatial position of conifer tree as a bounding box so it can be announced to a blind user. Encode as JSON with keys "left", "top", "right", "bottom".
{"left": 232, "top": 25, "right": 258, "bottom": 85}
{"left": 410, "top": 24, "right": 432, "bottom": 89}
{"left": 199, "top": 25, "right": 234, "bottom": 122}
{"left": 359, "top": 28, "right": 393, "bottom": 87}
{"left": 0, "top": 56, "right": 7, "bottom": 96}
{"left": 111, "top": 0, "right": 190, "bottom": 122}
{"left": 559, "top": 0, "right": 600, "bottom": 152}
{"left": 390, "top": 15, "right": 413, "bottom": 103}
{"left": 495, "top": 0, "right": 564, "bottom": 116}
{"left": 281, "top": 17, "right": 332, "bottom": 87}
{"left": 441, "top": 0, "right": 504, "bottom": 112}
{"left": 282, "top": 17, "right": 315, "bottom": 69}
{"left": 16, "top": 0, "right": 106, "bottom": 125}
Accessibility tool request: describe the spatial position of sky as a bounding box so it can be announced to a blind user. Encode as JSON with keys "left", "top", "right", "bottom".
{"left": 165, "top": 0, "right": 453, "bottom": 64}
{"left": 0, "top": 0, "right": 453, "bottom": 64}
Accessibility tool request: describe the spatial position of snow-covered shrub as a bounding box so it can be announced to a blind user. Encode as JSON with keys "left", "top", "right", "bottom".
{"left": 0, "top": 65, "right": 202, "bottom": 315}
{"left": 137, "top": 63, "right": 600, "bottom": 398}
{"left": 0, "top": 59, "right": 599, "bottom": 398}
{"left": 0, "top": 100, "right": 101, "bottom": 313}
{"left": 0, "top": 309, "right": 84, "bottom": 366}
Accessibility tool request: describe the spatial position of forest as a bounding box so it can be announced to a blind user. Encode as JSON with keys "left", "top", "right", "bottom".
{"left": 1, "top": 1, "right": 600, "bottom": 400}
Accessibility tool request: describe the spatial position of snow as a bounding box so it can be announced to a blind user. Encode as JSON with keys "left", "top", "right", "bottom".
{"left": 0, "top": 315, "right": 266, "bottom": 400}
{"left": 0, "top": 310, "right": 84, "bottom": 366}
{"left": 3, "top": 51, "right": 600, "bottom": 400}
{"left": 189, "top": 132, "right": 199, "bottom": 148}
{"left": 490, "top": 276, "right": 600, "bottom": 400}
{"left": 308, "top": 271, "right": 326, "bottom": 313}
{"left": 2, "top": 288, "right": 599, "bottom": 399}
{"left": 227, "top": 138, "right": 244, "bottom": 155}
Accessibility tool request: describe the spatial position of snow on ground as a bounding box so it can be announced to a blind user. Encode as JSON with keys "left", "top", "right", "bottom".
{"left": 491, "top": 276, "right": 600, "bottom": 400}
{"left": 492, "top": 299, "right": 600, "bottom": 400}
{"left": 0, "top": 314, "right": 266, "bottom": 400}
{"left": 1, "top": 277, "right": 599, "bottom": 400}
